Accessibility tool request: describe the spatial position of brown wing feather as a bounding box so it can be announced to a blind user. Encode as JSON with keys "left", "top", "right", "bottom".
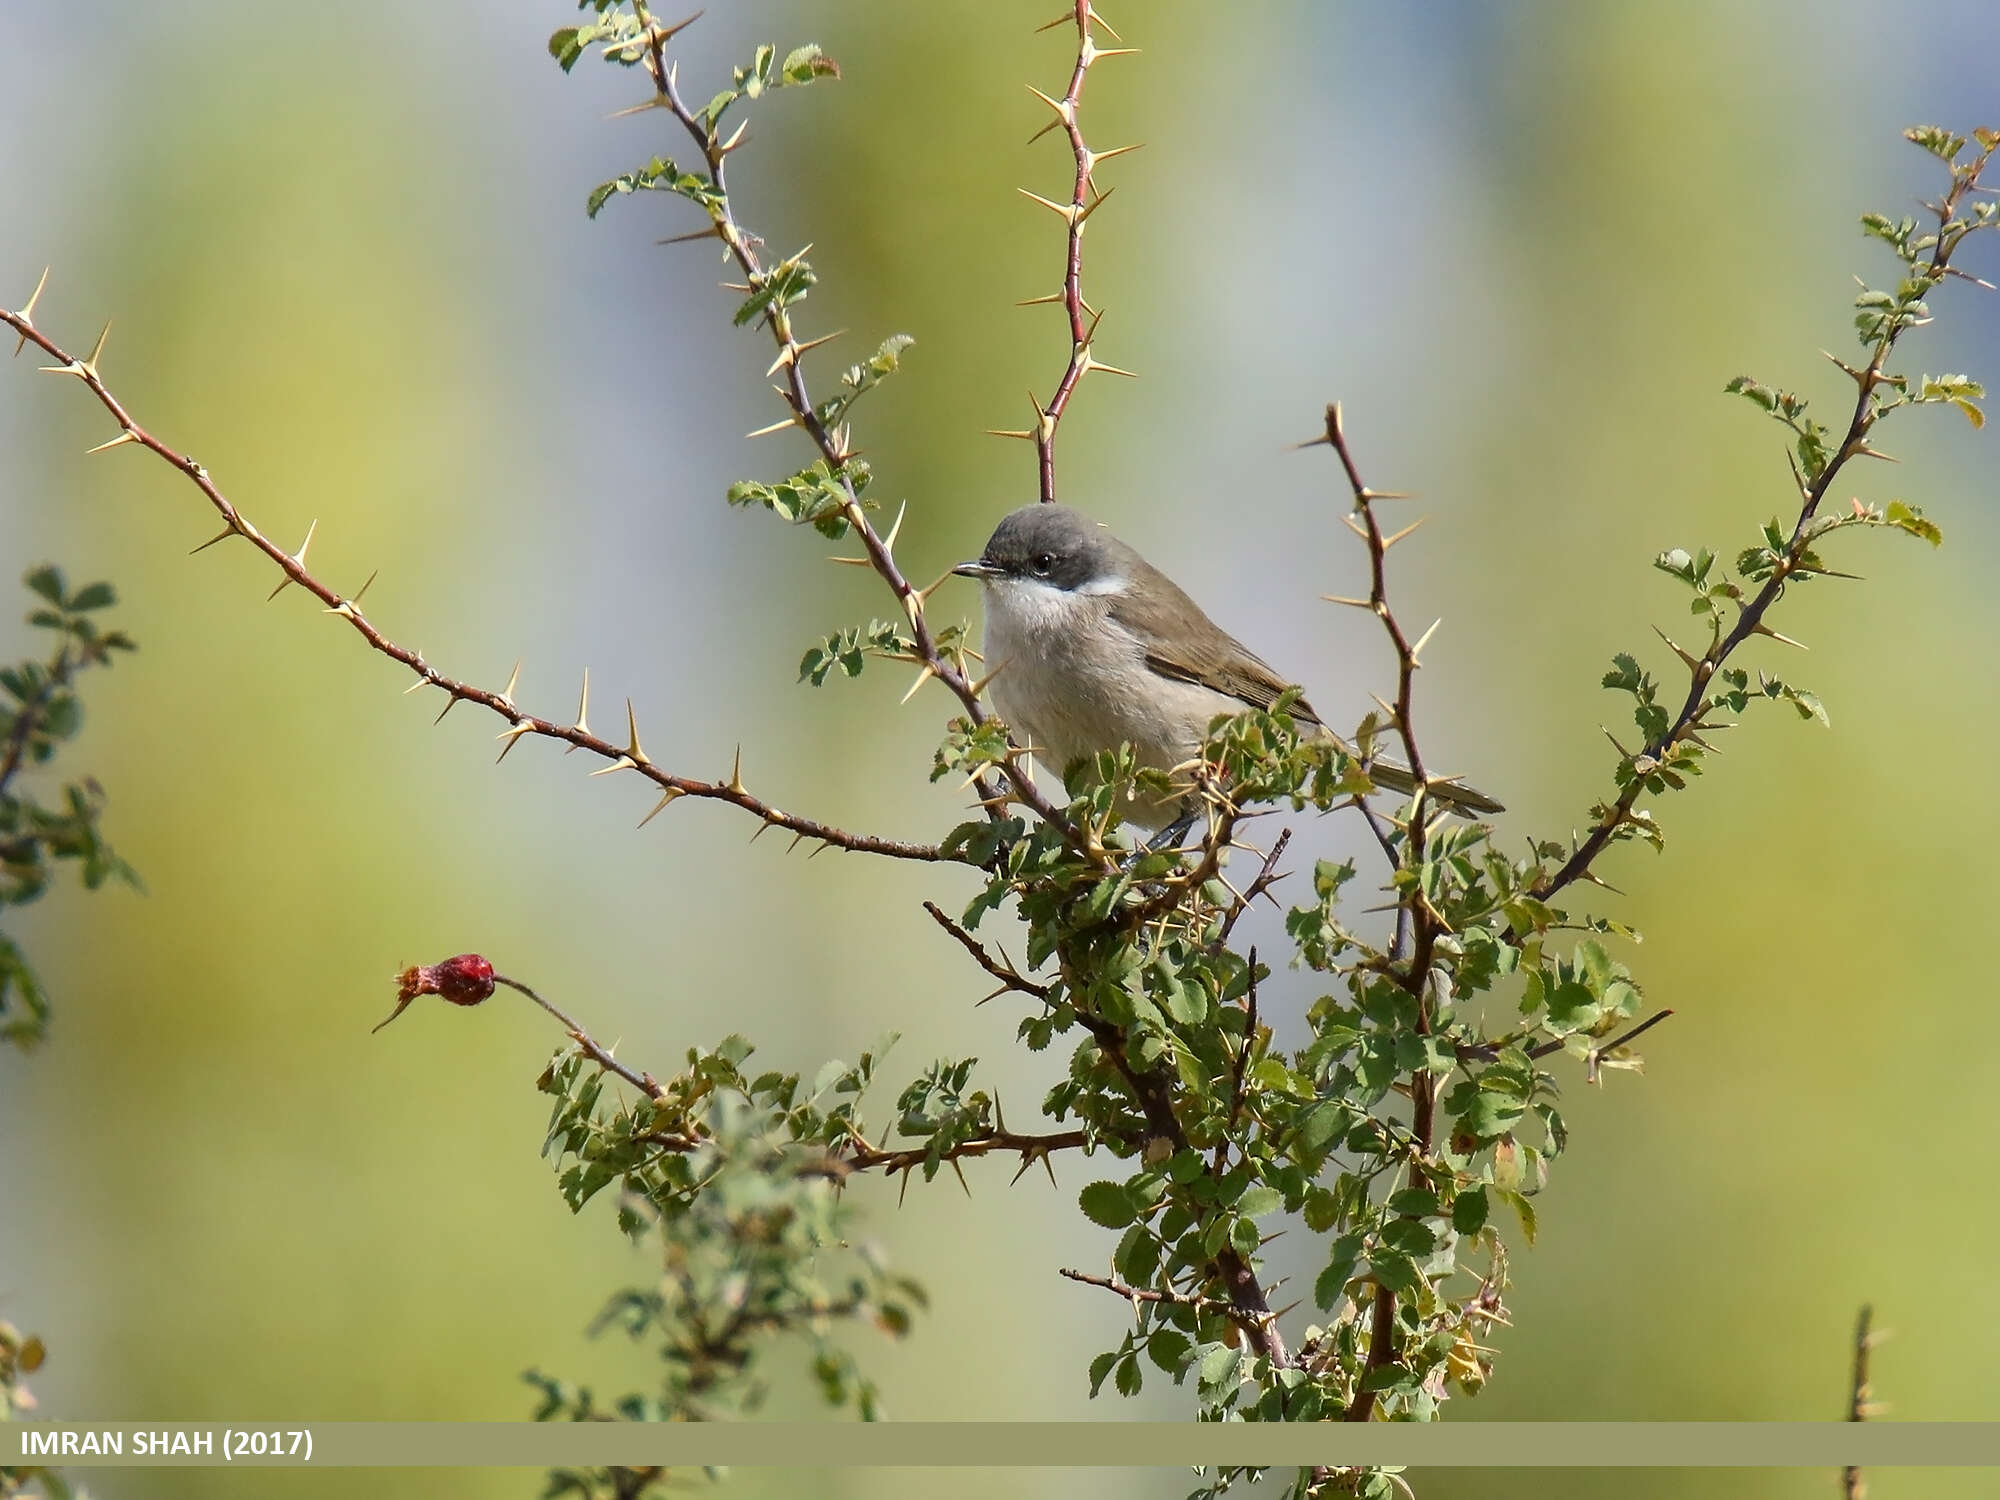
{"left": 1104, "top": 544, "right": 1504, "bottom": 814}
{"left": 1106, "top": 554, "right": 1323, "bottom": 725}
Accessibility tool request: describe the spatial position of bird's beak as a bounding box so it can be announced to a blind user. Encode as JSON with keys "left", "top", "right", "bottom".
{"left": 952, "top": 559, "right": 1004, "bottom": 580}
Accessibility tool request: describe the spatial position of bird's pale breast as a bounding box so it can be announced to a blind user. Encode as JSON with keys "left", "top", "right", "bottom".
{"left": 981, "top": 576, "right": 1237, "bottom": 823}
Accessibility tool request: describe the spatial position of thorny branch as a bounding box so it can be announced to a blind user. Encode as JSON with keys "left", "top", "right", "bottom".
{"left": 623, "top": 2, "right": 1079, "bottom": 841}
{"left": 498, "top": 972, "right": 666, "bottom": 1101}
{"left": 1843, "top": 1303, "right": 1880, "bottom": 1500}
{"left": 635, "top": 1116, "right": 1099, "bottom": 1183}
{"left": 503, "top": 965, "right": 1101, "bottom": 1182}
{"left": 1059, "top": 1265, "right": 1227, "bottom": 1315}
{"left": 923, "top": 900, "right": 1052, "bottom": 1002}
{"left": 1, "top": 1, "right": 1126, "bottom": 863}
{"left": 844, "top": 1127, "right": 1092, "bottom": 1181}
{"left": 1526, "top": 137, "right": 1998, "bottom": 922}
{"left": 1001, "top": 0, "right": 1139, "bottom": 504}
{"left": 1310, "top": 402, "right": 1448, "bottom": 1420}
{"left": 1212, "top": 826, "right": 1291, "bottom": 952}
{"left": 0, "top": 304, "right": 955, "bottom": 864}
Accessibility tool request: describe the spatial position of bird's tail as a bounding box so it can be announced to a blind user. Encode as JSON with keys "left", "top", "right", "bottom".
{"left": 1355, "top": 757, "right": 1505, "bottom": 817}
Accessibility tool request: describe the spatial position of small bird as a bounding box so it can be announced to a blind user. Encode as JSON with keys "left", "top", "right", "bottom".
{"left": 953, "top": 503, "right": 1502, "bottom": 834}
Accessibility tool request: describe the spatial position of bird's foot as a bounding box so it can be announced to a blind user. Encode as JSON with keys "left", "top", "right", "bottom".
{"left": 1145, "top": 809, "right": 1200, "bottom": 855}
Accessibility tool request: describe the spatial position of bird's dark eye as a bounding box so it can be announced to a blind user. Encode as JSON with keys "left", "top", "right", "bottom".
{"left": 1031, "top": 552, "right": 1056, "bottom": 575}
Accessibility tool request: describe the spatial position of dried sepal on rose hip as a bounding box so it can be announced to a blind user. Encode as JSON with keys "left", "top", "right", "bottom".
{"left": 372, "top": 953, "right": 497, "bottom": 1033}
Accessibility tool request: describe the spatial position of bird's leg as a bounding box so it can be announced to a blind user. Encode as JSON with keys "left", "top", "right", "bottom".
{"left": 1145, "top": 802, "right": 1200, "bottom": 854}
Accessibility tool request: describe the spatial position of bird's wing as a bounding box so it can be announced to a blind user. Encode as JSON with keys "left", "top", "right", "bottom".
{"left": 1105, "top": 553, "right": 1507, "bottom": 814}
{"left": 1107, "top": 557, "right": 1323, "bottom": 725}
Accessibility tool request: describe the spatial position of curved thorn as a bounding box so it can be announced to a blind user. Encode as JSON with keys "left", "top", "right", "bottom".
{"left": 190, "top": 525, "right": 239, "bottom": 555}
{"left": 638, "top": 788, "right": 684, "bottom": 828}
{"left": 1380, "top": 517, "right": 1427, "bottom": 550}
{"left": 11, "top": 266, "right": 49, "bottom": 355}
{"left": 1017, "top": 187, "right": 1077, "bottom": 222}
{"left": 1025, "top": 84, "right": 1072, "bottom": 121}
{"left": 496, "top": 720, "right": 536, "bottom": 762}
{"left": 83, "top": 318, "right": 111, "bottom": 374}
{"left": 569, "top": 667, "right": 592, "bottom": 748}
{"left": 85, "top": 429, "right": 138, "bottom": 455}
{"left": 624, "top": 697, "right": 649, "bottom": 765}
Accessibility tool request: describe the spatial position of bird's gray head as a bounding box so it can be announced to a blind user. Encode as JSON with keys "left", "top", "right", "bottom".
{"left": 953, "top": 504, "right": 1124, "bottom": 593}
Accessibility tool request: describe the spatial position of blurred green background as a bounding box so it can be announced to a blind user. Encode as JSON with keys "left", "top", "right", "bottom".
{"left": 3, "top": 1, "right": 1997, "bottom": 1497}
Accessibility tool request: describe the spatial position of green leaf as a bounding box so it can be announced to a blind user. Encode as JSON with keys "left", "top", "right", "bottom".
{"left": 1296, "top": 1100, "right": 1348, "bottom": 1157}
{"left": 1079, "top": 1180, "right": 1136, "bottom": 1229}
{"left": 1313, "top": 1261, "right": 1349, "bottom": 1313}
{"left": 1904, "top": 125, "right": 1967, "bottom": 161}
{"left": 1114, "top": 1354, "right": 1143, "bottom": 1398}
{"left": 1302, "top": 1186, "right": 1340, "bottom": 1233}
{"left": 1378, "top": 1218, "right": 1436, "bottom": 1257}
{"left": 548, "top": 26, "right": 586, "bottom": 71}
{"left": 1386, "top": 1188, "right": 1440, "bottom": 1219}
{"left": 1368, "top": 1251, "right": 1421, "bottom": 1295}
{"left": 797, "top": 619, "right": 914, "bottom": 687}
{"left": 586, "top": 156, "right": 723, "bottom": 220}
{"left": 1113, "top": 1223, "right": 1161, "bottom": 1286}
{"left": 1601, "top": 653, "right": 1643, "bottom": 693}
{"left": 1455, "top": 1089, "right": 1526, "bottom": 1139}
{"left": 1235, "top": 1184, "right": 1282, "bottom": 1220}
{"left": 1197, "top": 1343, "right": 1242, "bottom": 1396}
{"left": 24, "top": 566, "right": 63, "bottom": 605}
{"left": 66, "top": 581, "right": 115, "bottom": 611}
{"left": 1228, "top": 1215, "right": 1261, "bottom": 1256}
{"left": 778, "top": 44, "right": 841, "bottom": 86}
{"left": 734, "top": 254, "right": 818, "bottom": 327}
{"left": 1884, "top": 500, "right": 1944, "bottom": 547}
{"left": 728, "top": 457, "right": 870, "bottom": 538}
{"left": 36, "top": 693, "right": 80, "bottom": 743}
{"left": 1496, "top": 1187, "right": 1538, "bottom": 1246}
{"left": 1452, "top": 1186, "right": 1489, "bottom": 1235}
{"left": 814, "top": 335, "right": 916, "bottom": 430}
{"left": 1161, "top": 974, "right": 1208, "bottom": 1025}
{"left": 1088, "top": 1350, "right": 1118, "bottom": 1397}
{"left": 1147, "top": 1328, "right": 1191, "bottom": 1374}
{"left": 1723, "top": 375, "right": 1778, "bottom": 412}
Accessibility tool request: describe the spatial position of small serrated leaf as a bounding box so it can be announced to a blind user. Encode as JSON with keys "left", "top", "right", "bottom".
{"left": 1079, "top": 1180, "right": 1136, "bottom": 1229}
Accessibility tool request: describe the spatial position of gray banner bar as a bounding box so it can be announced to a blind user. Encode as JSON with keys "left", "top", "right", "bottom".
{"left": 7, "top": 1422, "right": 2000, "bottom": 1468}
